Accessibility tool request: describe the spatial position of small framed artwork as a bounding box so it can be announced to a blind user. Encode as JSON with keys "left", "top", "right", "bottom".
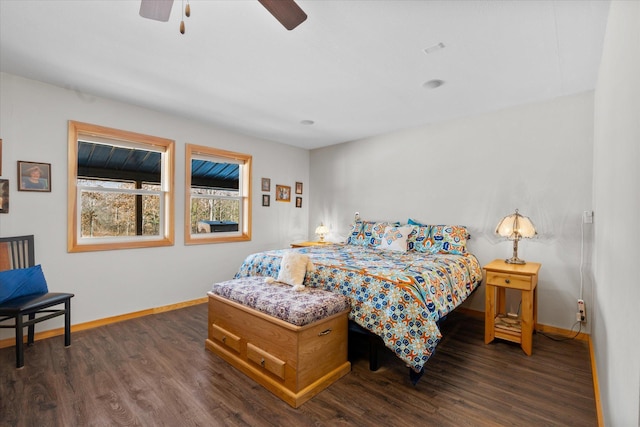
{"left": 295, "top": 181, "right": 303, "bottom": 195}
{"left": 262, "top": 194, "right": 270, "bottom": 207}
{"left": 295, "top": 197, "right": 302, "bottom": 208}
{"left": 18, "top": 161, "right": 51, "bottom": 192}
{"left": 275, "top": 185, "right": 291, "bottom": 202}
{"left": 0, "top": 179, "right": 8, "bottom": 213}
{"left": 261, "top": 177, "right": 271, "bottom": 192}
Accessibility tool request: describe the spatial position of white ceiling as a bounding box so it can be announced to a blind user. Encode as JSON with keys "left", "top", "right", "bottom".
{"left": 0, "top": 0, "right": 610, "bottom": 150}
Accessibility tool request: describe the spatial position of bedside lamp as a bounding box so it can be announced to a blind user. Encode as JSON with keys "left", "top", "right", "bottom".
{"left": 495, "top": 209, "right": 537, "bottom": 264}
{"left": 315, "top": 223, "right": 329, "bottom": 242}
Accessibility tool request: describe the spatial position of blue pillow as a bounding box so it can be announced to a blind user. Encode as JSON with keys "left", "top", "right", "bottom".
{"left": 408, "top": 218, "right": 425, "bottom": 226}
{"left": 0, "top": 265, "right": 49, "bottom": 304}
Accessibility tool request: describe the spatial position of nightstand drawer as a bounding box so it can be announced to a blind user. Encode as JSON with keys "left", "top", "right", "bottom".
{"left": 485, "top": 271, "right": 532, "bottom": 290}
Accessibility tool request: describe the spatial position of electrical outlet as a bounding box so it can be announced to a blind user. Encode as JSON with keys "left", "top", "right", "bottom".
{"left": 583, "top": 210, "right": 593, "bottom": 224}
{"left": 577, "top": 299, "right": 586, "bottom": 323}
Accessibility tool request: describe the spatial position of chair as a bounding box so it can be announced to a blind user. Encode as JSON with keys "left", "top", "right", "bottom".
{"left": 0, "top": 235, "right": 74, "bottom": 368}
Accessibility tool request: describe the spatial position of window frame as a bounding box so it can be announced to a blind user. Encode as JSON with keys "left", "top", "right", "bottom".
{"left": 67, "top": 120, "right": 175, "bottom": 252}
{"left": 185, "top": 144, "right": 252, "bottom": 245}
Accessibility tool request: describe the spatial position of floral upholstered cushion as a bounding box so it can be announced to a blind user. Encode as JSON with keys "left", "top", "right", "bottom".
{"left": 210, "top": 276, "right": 350, "bottom": 326}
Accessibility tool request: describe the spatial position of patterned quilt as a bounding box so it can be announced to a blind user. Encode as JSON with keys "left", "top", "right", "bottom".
{"left": 234, "top": 244, "right": 483, "bottom": 373}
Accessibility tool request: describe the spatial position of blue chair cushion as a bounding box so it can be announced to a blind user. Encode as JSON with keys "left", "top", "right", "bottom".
{"left": 0, "top": 265, "right": 49, "bottom": 304}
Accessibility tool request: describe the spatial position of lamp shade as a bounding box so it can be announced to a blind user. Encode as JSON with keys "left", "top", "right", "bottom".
{"left": 495, "top": 210, "right": 537, "bottom": 240}
{"left": 495, "top": 209, "right": 536, "bottom": 264}
{"left": 315, "top": 223, "right": 329, "bottom": 242}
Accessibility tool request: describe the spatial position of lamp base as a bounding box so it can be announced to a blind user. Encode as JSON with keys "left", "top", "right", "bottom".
{"left": 504, "top": 257, "right": 526, "bottom": 265}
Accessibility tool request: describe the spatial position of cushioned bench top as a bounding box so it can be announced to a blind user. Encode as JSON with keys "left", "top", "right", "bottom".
{"left": 210, "top": 277, "right": 350, "bottom": 326}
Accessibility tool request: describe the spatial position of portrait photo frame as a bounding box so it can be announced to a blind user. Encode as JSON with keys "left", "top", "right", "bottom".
{"left": 295, "top": 197, "right": 302, "bottom": 208}
{"left": 18, "top": 161, "right": 51, "bottom": 192}
{"left": 262, "top": 194, "right": 270, "bottom": 207}
{"left": 295, "top": 181, "right": 303, "bottom": 195}
{"left": 0, "top": 179, "right": 9, "bottom": 213}
{"left": 275, "top": 185, "right": 291, "bottom": 202}
{"left": 261, "top": 177, "right": 271, "bottom": 192}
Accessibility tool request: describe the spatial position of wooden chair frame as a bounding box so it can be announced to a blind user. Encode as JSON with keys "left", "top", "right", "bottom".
{"left": 0, "top": 235, "right": 74, "bottom": 368}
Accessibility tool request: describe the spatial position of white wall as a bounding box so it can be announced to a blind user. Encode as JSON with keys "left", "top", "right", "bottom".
{"left": 310, "top": 92, "right": 595, "bottom": 331}
{"left": 593, "top": 1, "right": 640, "bottom": 425}
{"left": 0, "top": 72, "right": 309, "bottom": 338}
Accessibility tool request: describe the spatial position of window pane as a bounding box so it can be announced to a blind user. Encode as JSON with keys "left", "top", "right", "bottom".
{"left": 142, "top": 194, "right": 161, "bottom": 236}
{"left": 78, "top": 178, "right": 135, "bottom": 190}
{"left": 142, "top": 182, "right": 161, "bottom": 191}
{"left": 191, "top": 159, "right": 239, "bottom": 192}
{"left": 191, "top": 187, "right": 239, "bottom": 196}
{"left": 191, "top": 197, "right": 240, "bottom": 234}
{"left": 80, "top": 190, "right": 161, "bottom": 238}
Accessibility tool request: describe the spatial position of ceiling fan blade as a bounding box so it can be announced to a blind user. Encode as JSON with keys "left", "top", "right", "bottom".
{"left": 139, "top": 0, "right": 174, "bottom": 22}
{"left": 258, "top": 0, "right": 307, "bottom": 30}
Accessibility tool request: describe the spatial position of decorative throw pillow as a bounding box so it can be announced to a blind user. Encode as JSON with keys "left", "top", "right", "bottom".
{"left": 358, "top": 221, "right": 377, "bottom": 246}
{"left": 346, "top": 221, "right": 364, "bottom": 245}
{"left": 407, "top": 225, "right": 431, "bottom": 252}
{"left": 379, "top": 225, "right": 413, "bottom": 252}
{"left": 362, "top": 221, "right": 400, "bottom": 247}
{"left": 273, "top": 252, "right": 314, "bottom": 291}
{"left": 426, "top": 225, "right": 469, "bottom": 255}
{"left": 0, "top": 264, "right": 49, "bottom": 304}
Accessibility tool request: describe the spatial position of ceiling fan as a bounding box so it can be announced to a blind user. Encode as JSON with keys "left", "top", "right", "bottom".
{"left": 139, "top": 0, "right": 307, "bottom": 32}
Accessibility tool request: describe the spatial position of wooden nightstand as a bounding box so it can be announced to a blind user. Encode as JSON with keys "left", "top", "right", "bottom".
{"left": 484, "top": 259, "right": 541, "bottom": 355}
{"left": 290, "top": 241, "right": 334, "bottom": 248}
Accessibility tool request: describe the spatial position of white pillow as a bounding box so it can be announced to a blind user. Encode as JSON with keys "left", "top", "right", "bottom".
{"left": 379, "top": 225, "right": 413, "bottom": 252}
{"left": 276, "top": 252, "right": 314, "bottom": 291}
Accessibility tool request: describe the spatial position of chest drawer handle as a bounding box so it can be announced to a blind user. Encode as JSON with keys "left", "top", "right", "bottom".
{"left": 318, "top": 329, "right": 332, "bottom": 336}
{"left": 504, "top": 279, "right": 510, "bottom": 284}
{"left": 260, "top": 358, "right": 266, "bottom": 367}
{"left": 222, "top": 336, "right": 226, "bottom": 343}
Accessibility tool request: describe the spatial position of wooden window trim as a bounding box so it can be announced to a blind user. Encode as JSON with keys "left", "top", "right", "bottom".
{"left": 184, "top": 144, "right": 252, "bottom": 245}
{"left": 67, "top": 120, "right": 175, "bottom": 252}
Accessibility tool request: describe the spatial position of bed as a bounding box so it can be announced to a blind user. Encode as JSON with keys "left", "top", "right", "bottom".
{"left": 233, "top": 220, "right": 483, "bottom": 379}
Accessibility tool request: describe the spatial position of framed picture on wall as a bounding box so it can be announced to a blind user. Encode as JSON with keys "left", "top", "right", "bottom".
{"left": 275, "top": 185, "right": 290, "bottom": 202}
{"left": 0, "top": 179, "right": 8, "bottom": 213}
{"left": 261, "top": 177, "right": 271, "bottom": 192}
{"left": 18, "top": 161, "right": 51, "bottom": 192}
{"left": 295, "top": 197, "right": 302, "bottom": 208}
{"left": 295, "top": 181, "right": 303, "bottom": 194}
{"left": 262, "top": 194, "right": 270, "bottom": 207}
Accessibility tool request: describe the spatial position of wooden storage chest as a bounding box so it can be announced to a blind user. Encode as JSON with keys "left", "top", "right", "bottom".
{"left": 205, "top": 279, "right": 351, "bottom": 408}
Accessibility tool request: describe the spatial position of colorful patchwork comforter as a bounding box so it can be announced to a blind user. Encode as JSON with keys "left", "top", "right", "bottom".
{"left": 234, "top": 244, "right": 482, "bottom": 373}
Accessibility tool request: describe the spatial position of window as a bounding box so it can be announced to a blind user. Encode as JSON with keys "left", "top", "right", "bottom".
{"left": 185, "top": 144, "right": 251, "bottom": 244}
{"left": 67, "top": 121, "right": 175, "bottom": 252}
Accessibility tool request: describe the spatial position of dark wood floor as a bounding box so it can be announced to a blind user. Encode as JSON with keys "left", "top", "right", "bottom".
{"left": 0, "top": 304, "right": 597, "bottom": 426}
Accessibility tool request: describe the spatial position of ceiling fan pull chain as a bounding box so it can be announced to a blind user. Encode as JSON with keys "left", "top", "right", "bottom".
{"left": 179, "top": 0, "right": 185, "bottom": 34}
{"left": 185, "top": 0, "right": 191, "bottom": 18}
